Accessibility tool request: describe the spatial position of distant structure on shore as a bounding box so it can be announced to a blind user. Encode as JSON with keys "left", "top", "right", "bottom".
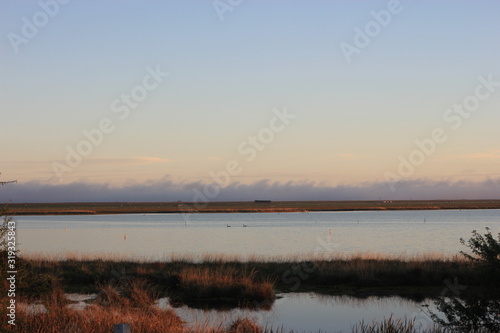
{"left": 0, "top": 172, "right": 17, "bottom": 186}
{"left": 254, "top": 200, "right": 271, "bottom": 203}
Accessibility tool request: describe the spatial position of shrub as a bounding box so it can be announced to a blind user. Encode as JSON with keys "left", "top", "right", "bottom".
{"left": 426, "top": 228, "right": 500, "bottom": 332}
{"left": 460, "top": 227, "right": 500, "bottom": 276}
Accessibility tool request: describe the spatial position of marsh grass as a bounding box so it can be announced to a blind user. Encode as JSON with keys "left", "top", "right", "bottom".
{"left": 10, "top": 274, "right": 493, "bottom": 333}
{"left": 228, "top": 317, "right": 263, "bottom": 333}
{"left": 351, "top": 316, "right": 445, "bottom": 333}
{"left": 17, "top": 300, "right": 185, "bottom": 333}
{"left": 172, "top": 266, "right": 275, "bottom": 308}
{"left": 13, "top": 281, "right": 259, "bottom": 333}
{"left": 96, "top": 284, "right": 126, "bottom": 307}
{"left": 350, "top": 315, "right": 496, "bottom": 333}
{"left": 10, "top": 251, "right": 487, "bottom": 332}
{"left": 17, "top": 252, "right": 479, "bottom": 301}
{"left": 313, "top": 254, "right": 472, "bottom": 288}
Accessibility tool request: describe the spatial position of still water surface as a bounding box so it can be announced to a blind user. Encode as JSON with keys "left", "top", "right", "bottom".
{"left": 16, "top": 209, "right": 499, "bottom": 259}
{"left": 164, "top": 293, "right": 438, "bottom": 332}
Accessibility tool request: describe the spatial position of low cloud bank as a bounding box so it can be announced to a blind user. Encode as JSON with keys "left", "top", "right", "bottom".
{"left": 1, "top": 178, "right": 499, "bottom": 203}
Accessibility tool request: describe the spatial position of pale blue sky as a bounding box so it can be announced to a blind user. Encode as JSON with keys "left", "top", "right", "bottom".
{"left": 1, "top": 0, "right": 500, "bottom": 201}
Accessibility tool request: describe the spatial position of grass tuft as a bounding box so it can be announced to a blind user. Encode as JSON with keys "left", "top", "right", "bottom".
{"left": 228, "top": 317, "right": 263, "bottom": 333}
{"left": 174, "top": 266, "right": 275, "bottom": 308}
{"left": 17, "top": 304, "right": 184, "bottom": 333}
{"left": 351, "top": 316, "right": 445, "bottom": 333}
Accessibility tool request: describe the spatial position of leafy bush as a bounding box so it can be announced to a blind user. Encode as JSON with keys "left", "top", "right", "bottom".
{"left": 460, "top": 227, "right": 500, "bottom": 276}
{"left": 426, "top": 228, "right": 500, "bottom": 332}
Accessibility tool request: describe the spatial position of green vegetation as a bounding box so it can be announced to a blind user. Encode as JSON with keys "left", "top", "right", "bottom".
{"left": 426, "top": 228, "right": 500, "bottom": 332}
{"left": 460, "top": 227, "right": 500, "bottom": 277}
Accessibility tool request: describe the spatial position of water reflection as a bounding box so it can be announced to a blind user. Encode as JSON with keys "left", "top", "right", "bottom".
{"left": 15, "top": 210, "right": 500, "bottom": 259}
{"left": 170, "top": 296, "right": 275, "bottom": 311}
{"left": 426, "top": 290, "right": 500, "bottom": 331}
{"left": 170, "top": 293, "right": 438, "bottom": 333}
{"left": 20, "top": 292, "right": 441, "bottom": 332}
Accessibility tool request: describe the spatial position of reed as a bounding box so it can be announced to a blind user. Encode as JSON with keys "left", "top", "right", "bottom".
{"left": 173, "top": 266, "right": 275, "bottom": 306}
{"left": 312, "top": 254, "right": 473, "bottom": 289}
{"left": 11, "top": 284, "right": 184, "bottom": 333}
{"left": 228, "top": 317, "right": 263, "bottom": 333}
{"left": 12, "top": 281, "right": 266, "bottom": 333}
{"left": 350, "top": 315, "right": 496, "bottom": 333}
{"left": 17, "top": 251, "right": 480, "bottom": 301}
{"left": 351, "top": 316, "right": 444, "bottom": 333}
{"left": 17, "top": 302, "right": 185, "bottom": 333}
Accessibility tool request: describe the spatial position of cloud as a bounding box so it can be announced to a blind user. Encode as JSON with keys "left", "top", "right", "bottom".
{"left": 61, "top": 157, "right": 172, "bottom": 166}
{"left": 0, "top": 177, "right": 499, "bottom": 203}
{"left": 1, "top": 157, "right": 170, "bottom": 165}
{"left": 452, "top": 150, "right": 500, "bottom": 160}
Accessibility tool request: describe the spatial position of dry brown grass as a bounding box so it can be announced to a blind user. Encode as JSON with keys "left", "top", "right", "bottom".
{"left": 175, "top": 266, "right": 275, "bottom": 305}
{"left": 9, "top": 284, "right": 183, "bottom": 333}
{"left": 312, "top": 253, "right": 474, "bottom": 289}
{"left": 227, "top": 317, "right": 263, "bottom": 333}
{"left": 96, "top": 284, "right": 126, "bottom": 308}
{"left": 20, "top": 250, "right": 135, "bottom": 262}
{"left": 17, "top": 303, "right": 184, "bottom": 333}
{"left": 20, "top": 249, "right": 463, "bottom": 264}
{"left": 11, "top": 286, "right": 268, "bottom": 333}
{"left": 17, "top": 251, "right": 478, "bottom": 299}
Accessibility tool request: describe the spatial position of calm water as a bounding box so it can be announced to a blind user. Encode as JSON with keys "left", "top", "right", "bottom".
{"left": 163, "top": 293, "right": 439, "bottom": 332}
{"left": 15, "top": 209, "right": 499, "bottom": 259}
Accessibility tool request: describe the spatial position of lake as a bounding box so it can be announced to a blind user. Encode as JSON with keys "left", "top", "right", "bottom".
{"left": 15, "top": 209, "right": 499, "bottom": 259}
{"left": 14, "top": 209, "right": 497, "bottom": 332}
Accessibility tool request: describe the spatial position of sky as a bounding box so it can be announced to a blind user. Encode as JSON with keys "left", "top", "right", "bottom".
{"left": 1, "top": 0, "right": 500, "bottom": 202}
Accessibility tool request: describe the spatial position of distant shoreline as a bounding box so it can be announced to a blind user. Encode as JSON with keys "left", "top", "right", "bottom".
{"left": 5, "top": 199, "right": 500, "bottom": 215}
